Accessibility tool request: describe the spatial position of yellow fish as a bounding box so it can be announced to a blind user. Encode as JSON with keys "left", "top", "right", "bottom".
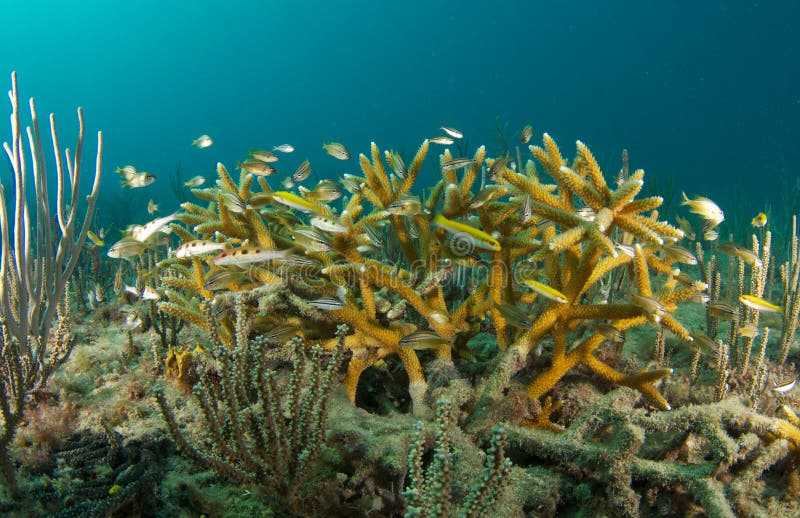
{"left": 751, "top": 212, "right": 767, "bottom": 228}
{"left": 739, "top": 294, "right": 781, "bottom": 313}
{"left": 432, "top": 214, "right": 501, "bottom": 251}
{"left": 86, "top": 230, "right": 105, "bottom": 247}
{"left": 520, "top": 279, "right": 569, "bottom": 304}
{"left": 147, "top": 199, "right": 158, "bottom": 215}
{"left": 271, "top": 191, "right": 319, "bottom": 213}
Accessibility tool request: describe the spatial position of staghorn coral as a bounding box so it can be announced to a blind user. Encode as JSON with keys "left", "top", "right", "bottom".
{"left": 154, "top": 132, "right": 705, "bottom": 422}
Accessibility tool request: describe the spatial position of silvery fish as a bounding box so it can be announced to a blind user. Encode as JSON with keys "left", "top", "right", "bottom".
{"left": 203, "top": 269, "right": 248, "bottom": 291}
{"left": 323, "top": 142, "right": 350, "bottom": 160}
{"left": 264, "top": 324, "right": 299, "bottom": 344}
{"left": 362, "top": 224, "right": 384, "bottom": 246}
{"left": 184, "top": 175, "right": 206, "bottom": 187}
{"left": 307, "top": 179, "right": 342, "bottom": 201}
{"left": 192, "top": 134, "right": 213, "bottom": 148}
{"left": 487, "top": 156, "right": 509, "bottom": 181}
{"left": 429, "top": 136, "right": 455, "bottom": 145}
{"left": 131, "top": 213, "right": 178, "bottom": 243}
{"left": 520, "top": 124, "right": 533, "bottom": 144}
{"left": 663, "top": 244, "right": 698, "bottom": 265}
{"left": 117, "top": 165, "right": 155, "bottom": 188}
{"left": 386, "top": 195, "right": 421, "bottom": 216}
{"left": 292, "top": 227, "right": 332, "bottom": 252}
{"left": 309, "top": 297, "right": 346, "bottom": 311}
{"left": 220, "top": 191, "right": 248, "bottom": 213}
{"left": 440, "top": 126, "right": 463, "bottom": 139}
{"left": 293, "top": 159, "right": 312, "bottom": 182}
{"left": 107, "top": 238, "right": 149, "bottom": 259}
{"left": 719, "top": 241, "right": 762, "bottom": 267}
{"left": 674, "top": 214, "right": 696, "bottom": 240}
{"left": 493, "top": 303, "right": 532, "bottom": 329}
{"left": 238, "top": 159, "right": 275, "bottom": 176}
{"left": 386, "top": 150, "right": 407, "bottom": 179}
{"left": 706, "top": 301, "right": 738, "bottom": 320}
{"left": 249, "top": 149, "right": 279, "bottom": 162}
{"left": 273, "top": 144, "right": 295, "bottom": 153}
{"left": 340, "top": 174, "right": 364, "bottom": 194}
{"left": 311, "top": 216, "right": 348, "bottom": 233}
{"left": 442, "top": 158, "right": 474, "bottom": 171}
{"left": 631, "top": 294, "right": 666, "bottom": 323}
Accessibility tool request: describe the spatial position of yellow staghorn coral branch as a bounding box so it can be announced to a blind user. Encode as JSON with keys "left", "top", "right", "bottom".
{"left": 370, "top": 142, "right": 393, "bottom": 198}
{"left": 575, "top": 140, "right": 612, "bottom": 200}
{"left": 609, "top": 169, "right": 645, "bottom": 210}
{"left": 459, "top": 145, "right": 485, "bottom": 199}
{"left": 619, "top": 196, "right": 664, "bottom": 214}
{"left": 216, "top": 162, "right": 238, "bottom": 192}
{"left": 400, "top": 139, "right": 429, "bottom": 193}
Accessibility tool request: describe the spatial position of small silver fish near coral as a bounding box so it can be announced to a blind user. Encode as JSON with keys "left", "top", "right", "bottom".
{"left": 386, "top": 195, "right": 421, "bottom": 216}
{"left": 429, "top": 136, "right": 455, "bottom": 145}
{"left": 293, "top": 160, "right": 312, "bottom": 182}
{"left": 441, "top": 158, "right": 474, "bottom": 171}
{"left": 440, "top": 126, "right": 463, "bottom": 139}
{"left": 273, "top": 144, "right": 295, "bottom": 153}
{"left": 249, "top": 149, "right": 279, "bottom": 162}
{"left": 184, "top": 175, "right": 206, "bottom": 187}
{"left": 520, "top": 124, "right": 533, "bottom": 144}
{"left": 116, "top": 165, "right": 155, "bottom": 188}
{"left": 773, "top": 379, "right": 797, "bottom": 394}
{"left": 309, "top": 297, "right": 346, "bottom": 311}
{"left": 310, "top": 216, "right": 348, "bottom": 233}
{"left": 631, "top": 294, "right": 666, "bottom": 323}
{"left": 192, "top": 134, "right": 213, "bottom": 148}
{"left": 238, "top": 159, "right": 275, "bottom": 176}
{"left": 323, "top": 142, "right": 350, "bottom": 160}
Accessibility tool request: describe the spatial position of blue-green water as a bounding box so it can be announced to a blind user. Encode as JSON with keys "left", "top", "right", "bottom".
{"left": 3, "top": 1, "right": 799, "bottom": 226}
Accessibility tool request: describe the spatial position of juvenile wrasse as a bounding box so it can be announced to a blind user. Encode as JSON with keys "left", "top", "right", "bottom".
{"left": 432, "top": 214, "right": 500, "bottom": 251}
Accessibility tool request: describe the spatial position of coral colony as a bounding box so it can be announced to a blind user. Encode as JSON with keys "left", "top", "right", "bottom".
{"left": 2, "top": 72, "right": 800, "bottom": 516}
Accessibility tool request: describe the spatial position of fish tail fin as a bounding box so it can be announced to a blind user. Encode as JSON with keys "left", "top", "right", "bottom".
{"left": 681, "top": 191, "right": 689, "bottom": 205}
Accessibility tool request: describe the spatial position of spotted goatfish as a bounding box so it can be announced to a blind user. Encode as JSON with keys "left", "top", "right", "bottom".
{"left": 271, "top": 191, "right": 319, "bottom": 213}
{"left": 212, "top": 247, "right": 291, "bottom": 266}
{"left": 175, "top": 240, "right": 227, "bottom": 258}
{"left": 432, "top": 214, "right": 501, "bottom": 251}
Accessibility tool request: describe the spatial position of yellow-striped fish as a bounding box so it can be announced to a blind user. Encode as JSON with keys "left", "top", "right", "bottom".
{"left": 520, "top": 279, "right": 569, "bottom": 304}
{"left": 399, "top": 330, "right": 450, "bottom": 350}
{"left": 739, "top": 294, "right": 781, "bottom": 313}
{"left": 432, "top": 214, "right": 501, "bottom": 251}
{"left": 271, "top": 191, "right": 319, "bottom": 213}
{"left": 323, "top": 142, "right": 350, "bottom": 160}
{"left": 86, "top": 230, "right": 105, "bottom": 247}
